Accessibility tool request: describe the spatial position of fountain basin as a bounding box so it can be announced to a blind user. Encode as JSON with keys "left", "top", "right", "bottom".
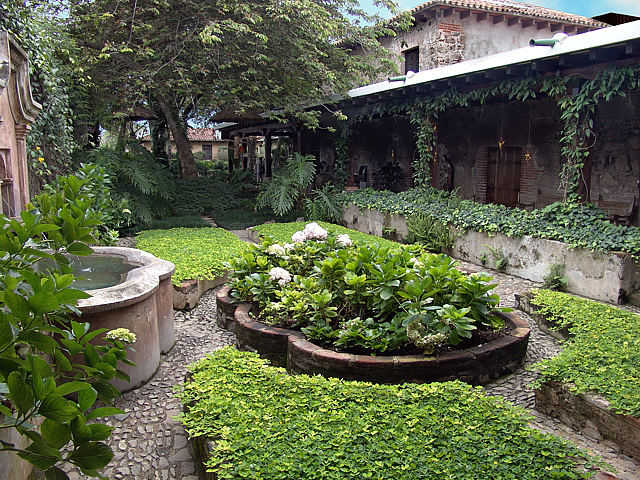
{"left": 77, "top": 247, "right": 175, "bottom": 391}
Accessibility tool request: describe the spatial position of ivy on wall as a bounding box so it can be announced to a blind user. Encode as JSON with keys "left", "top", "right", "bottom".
{"left": 334, "top": 63, "right": 640, "bottom": 197}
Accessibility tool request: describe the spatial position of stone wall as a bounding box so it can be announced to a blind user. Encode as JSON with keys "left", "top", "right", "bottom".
{"left": 342, "top": 205, "right": 640, "bottom": 305}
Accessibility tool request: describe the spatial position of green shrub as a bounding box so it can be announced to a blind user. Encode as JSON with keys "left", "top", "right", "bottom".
{"left": 253, "top": 222, "right": 401, "bottom": 249}
{"left": 136, "top": 227, "right": 248, "bottom": 285}
{"left": 177, "top": 348, "right": 596, "bottom": 480}
{"left": 531, "top": 289, "right": 640, "bottom": 415}
{"left": 303, "top": 184, "right": 343, "bottom": 223}
{"left": 210, "top": 208, "right": 297, "bottom": 230}
{"left": 228, "top": 225, "right": 508, "bottom": 354}
{"left": 342, "top": 188, "right": 640, "bottom": 254}
{"left": 171, "top": 176, "right": 248, "bottom": 217}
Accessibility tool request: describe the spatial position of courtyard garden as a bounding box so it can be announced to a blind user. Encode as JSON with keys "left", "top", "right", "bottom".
{"left": 2, "top": 0, "right": 640, "bottom": 479}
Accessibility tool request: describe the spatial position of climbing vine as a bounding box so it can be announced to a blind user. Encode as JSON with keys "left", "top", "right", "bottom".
{"left": 335, "top": 64, "right": 640, "bottom": 197}
{"left": 334, "top": 126, "right": 351, "bottom": 187}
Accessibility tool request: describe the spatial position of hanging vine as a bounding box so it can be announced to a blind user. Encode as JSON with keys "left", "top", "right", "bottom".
{"left": 334, "top": 125, "right": 351, "bottom": 187}
{"left": 334, "top": 64, "right": 640, "bottom": 198}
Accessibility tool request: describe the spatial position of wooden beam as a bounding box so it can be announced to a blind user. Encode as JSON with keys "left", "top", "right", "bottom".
{"left": 536, "top": 21, "right": 549, "bottom": 30}
{"left": 507, "top": 17, "right": 519, "bottom": 26}
{"left": 550, "top": 23, "right": 562, "bottom": 32}
{"left": 626, "top": 41, "right": 640, "bottom": 55}
{"left": 459, "top": 9, "right": 470, "bottom": 20}
{"left": 476, "top": 12, "right": 487, "bottom": 22}
{"left": 492, "top": 15, "right": 504, "bottom": 24}
{"left": 506, "top": 64, "right": 524, "bottom": 76}
{"left": 521, "top": 19, "right": 533, "bottom": 28}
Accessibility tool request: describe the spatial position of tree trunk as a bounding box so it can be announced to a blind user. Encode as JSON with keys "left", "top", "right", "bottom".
{"left": 157, "top": 99, "right": 198, "bottom": 178}
{"left": 150, "top": 117, "right": 170, "bottom": 168}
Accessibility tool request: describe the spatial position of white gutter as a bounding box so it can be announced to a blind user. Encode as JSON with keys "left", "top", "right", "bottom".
{"left": 348, "top": 20, "right": 640, "bottom": 99}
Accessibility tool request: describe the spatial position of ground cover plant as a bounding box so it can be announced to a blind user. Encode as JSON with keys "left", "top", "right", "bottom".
{"left": 253, "top": 221, "right": 401, "bottom": 249}
{"left": 228, "top": 223, "right": 508, "bottom": 354}
{"left": 531, "top": 289, "right": 640, "bottom": 416}
{"left": 136, "top": 227, "right": 248, "bottom": 285}
{"left": 177, "top": 347, "right": 597, "bottom": 480}
{"left": 343, "top": 188, "right": 640, "bottom": 255}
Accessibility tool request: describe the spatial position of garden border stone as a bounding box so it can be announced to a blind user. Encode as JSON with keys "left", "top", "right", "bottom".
{"left": 515, "top": 291, "right": 640, "bottom": 461}
{"left": 216, "top": 285, "right": 530, "bottom": 384}
{"left": 342, "top": 205, "right": 640, "bottom": 305}
{"left": 173, "top": 273, "right": 228, "bottom": 310}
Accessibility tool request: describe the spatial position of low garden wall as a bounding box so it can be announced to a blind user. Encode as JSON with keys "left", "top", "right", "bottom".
{"left": 216, "top": 286, "right": 530, "bottom": 385}
{"left": 342, "top": 205, "right": 640, "bottom": 305}
{"left": 516, "top": 291, "right": 640, "bottom": 461}
{"left": 173, "top": 273, "right": 228, "bottom": 310}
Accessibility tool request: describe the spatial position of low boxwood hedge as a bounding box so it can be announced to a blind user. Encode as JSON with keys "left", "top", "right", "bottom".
{"left": 136, "top": 227, "right": 248, "bottom": 285}
{"left": 531, "top": 289, "right": 640, "bottom": 416}
{"left": 254, "top": 221, "right": 401, "bottom": 249}
{"left": 342, "top": 188, "right": 640, "bottom": 254}
{"left": 178, "top": 347, "right": 597, "bottom": 480}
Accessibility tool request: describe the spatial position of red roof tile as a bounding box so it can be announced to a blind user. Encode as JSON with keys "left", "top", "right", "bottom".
{"left": 408, "top": 0, "right": 608, "bottom": 27}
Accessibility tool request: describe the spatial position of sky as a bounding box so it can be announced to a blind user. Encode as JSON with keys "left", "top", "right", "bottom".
{"left": 362, "top": 0, "right": 640, "bottom": 18}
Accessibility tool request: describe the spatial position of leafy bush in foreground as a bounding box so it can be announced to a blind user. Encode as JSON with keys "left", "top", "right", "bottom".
{"left": 177, "top": 348, "right": 596, "bottom": 480}
{"left": 228, "top": 224, "right": 508, "bottom": 354}
{"left": 342, "top": 188, "right": 640, "bottom": 254}
{"left": 136, "top": 227, "right": 248, "bottom": 285}
{"left": 531, "top": 289, "right": 640, "bottom": 416}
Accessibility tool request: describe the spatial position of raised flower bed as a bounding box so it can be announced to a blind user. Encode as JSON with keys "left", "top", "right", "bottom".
{"left": 516, "top": 289, "right": 640, "bottom": 461}
{"left": 218, "top": 223, "right": 529, "bottom": 384}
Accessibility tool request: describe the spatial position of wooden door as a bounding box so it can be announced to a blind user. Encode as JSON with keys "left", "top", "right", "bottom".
{"left": 486, "top": 147, "right": 521, "bottom": 207}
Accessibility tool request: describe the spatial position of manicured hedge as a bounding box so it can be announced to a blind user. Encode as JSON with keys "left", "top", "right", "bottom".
{"left": 179, "top": 348, "right": 595, "bottom": 479}
{"left": 136, "top": 227, "right": 248, "bottom": 285}
{"left": 531, "top": 289, "right": 640, "bottom": 416}
{"left": 254, "top": 221, "right": 402, "bottom": 249}
{"left": 342, "top": 188, "right": 640, "bottom": 254}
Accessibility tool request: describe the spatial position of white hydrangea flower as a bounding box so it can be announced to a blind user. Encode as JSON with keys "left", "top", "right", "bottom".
{"left": 302, "top": 222, "right": 328, "bottom": 240}
{"left": 291, "top": 230, "right": 306, "bottom": 243}
{"left": 268, "top": 267, "right": 292, "bottom": 287}
{"left": 106, "top": 328, "right": 137, "bottom": 344}
{"left": 283, "top": 243, "right": 295, "bottom": 251}
{"left": 336, "top": 234, "right": 352, "bottom": 247}
{"left": 266, "top": 244, "right": 286, "bottom": 256}
{"left": 410, "top": 257, "right": 423, "bottom": 267}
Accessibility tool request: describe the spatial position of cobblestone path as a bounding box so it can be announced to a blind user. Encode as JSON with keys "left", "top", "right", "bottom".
{"left": 63, "top": 238, "right": 638, "bottom": 479}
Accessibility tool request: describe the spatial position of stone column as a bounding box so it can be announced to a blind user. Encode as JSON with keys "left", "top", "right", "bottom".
{"left": 13, "top": 124, "right": 29, "bottom": 214}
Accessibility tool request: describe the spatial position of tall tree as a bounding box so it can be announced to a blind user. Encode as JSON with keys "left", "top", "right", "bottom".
{"left": 71, "top": 0, "right": 408, "bottom": 177}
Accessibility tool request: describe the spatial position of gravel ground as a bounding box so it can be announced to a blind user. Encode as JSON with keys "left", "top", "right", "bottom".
{"left": 60, "top": 237, "right": 639, "bottom": 479}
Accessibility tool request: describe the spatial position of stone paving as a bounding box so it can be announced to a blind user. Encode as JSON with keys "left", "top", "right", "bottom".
{"left": 63, "top": 238, "right": 639, "bottom": 479}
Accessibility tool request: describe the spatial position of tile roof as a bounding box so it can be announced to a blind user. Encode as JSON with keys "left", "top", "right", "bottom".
{"left": 408, "top": 0, "right": 608, "bottom": 27}
{"left": 140, "top": 128, "right": 220, "bottom": 143}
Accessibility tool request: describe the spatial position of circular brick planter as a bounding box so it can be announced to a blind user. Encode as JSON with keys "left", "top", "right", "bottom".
{"left": 217, "top": 285, "right": 530, "bottom": 384}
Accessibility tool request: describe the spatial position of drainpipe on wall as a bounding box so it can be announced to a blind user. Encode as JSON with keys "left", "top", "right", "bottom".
{"left": 388, "top": 70, "right": 416, "bottom": 82}
{"left": 529, "top": 32, "right": 569, "bottom": 47}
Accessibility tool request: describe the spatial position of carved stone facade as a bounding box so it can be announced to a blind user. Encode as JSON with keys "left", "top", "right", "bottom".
{"left": 0, "top": 31, "right": 41, "bottom": 218}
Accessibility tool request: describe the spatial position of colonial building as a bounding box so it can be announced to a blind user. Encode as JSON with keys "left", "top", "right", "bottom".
{"left": 141, "top": 127, "right": 230, "bottom": 162}
{"left": 358, "top": 0, "right": 606, "bottom": 79}
{"left": 0, "top": 31, "right": 41, "bottom": 218}
{"left": 221, "top": 19, "right": 640, "bottom": 224}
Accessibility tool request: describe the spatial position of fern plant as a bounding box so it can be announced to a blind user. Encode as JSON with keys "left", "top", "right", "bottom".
{"left": 85, "top": 140, "right": 176, "bottom": 226}
{"left": 304, "top": 184, "right": 342, "bottom": 222}
{"left": 256, "top": 153, "right": 316, "bottom": 216}
{"left": 406, "top": 212, "right": 454, "bottom": 252}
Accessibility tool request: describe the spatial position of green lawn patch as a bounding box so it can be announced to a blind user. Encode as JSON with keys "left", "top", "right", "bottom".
{"left": 531, "top": 289, "right": 640, "bottom": 416}
{"left": 253, "top": 221, "right": 401, "bottom": 249}
{"left": 136, "top": 227, "right": 248, "bottom": 285}
{"left": 178, "top": 348, "right": 595, "bottom": 480}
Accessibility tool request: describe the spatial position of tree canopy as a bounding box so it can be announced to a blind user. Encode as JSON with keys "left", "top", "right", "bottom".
{"left": 71, "top": 0, "right": 409, "bottom": 176}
